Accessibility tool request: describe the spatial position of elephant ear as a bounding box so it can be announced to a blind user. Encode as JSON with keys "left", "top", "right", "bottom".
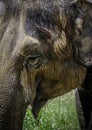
{"left": 75, "top": 40, "right": 92, "bottom": 67}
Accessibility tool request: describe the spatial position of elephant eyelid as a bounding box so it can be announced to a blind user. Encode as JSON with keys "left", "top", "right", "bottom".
{"left": 27, "top": 54, "right": 41, "bottom": 60}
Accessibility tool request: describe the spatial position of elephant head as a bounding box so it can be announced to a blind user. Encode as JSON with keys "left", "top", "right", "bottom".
{"left": 0, "top": 0, "right": 88, "bottom": 130}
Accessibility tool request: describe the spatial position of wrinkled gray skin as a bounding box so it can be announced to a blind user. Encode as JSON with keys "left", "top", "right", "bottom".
{"left": 74, "top": 0, "right": 92, "bottom": 130}
{"left": 75, "top": 0, "right": 92, "bottom": 67}
{"left": 0, "top": 0, "right": 91, "bottom": 130}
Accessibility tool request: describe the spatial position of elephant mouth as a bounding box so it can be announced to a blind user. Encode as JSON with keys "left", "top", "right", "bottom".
{"left": 31, "top": 81, "right": 47, "bottom": 118}
{"left": 32, "top": 97, "right": 47, "bottom": 118}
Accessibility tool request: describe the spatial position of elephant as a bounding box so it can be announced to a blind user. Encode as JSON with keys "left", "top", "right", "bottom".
{"left": 0, "top": 0, "right": 91, "bottom": 130}
{"left": 73, "top": 0, "right": 92, "bottom": 129}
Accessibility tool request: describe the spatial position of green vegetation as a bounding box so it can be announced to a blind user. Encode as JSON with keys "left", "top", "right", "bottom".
{"left": 23, "top": 91, "right": 80, "bottom": 130}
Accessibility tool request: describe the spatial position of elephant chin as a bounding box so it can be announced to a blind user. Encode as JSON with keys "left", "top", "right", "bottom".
{"left": 32, "top": 96, "right": 47, "bottom": 119}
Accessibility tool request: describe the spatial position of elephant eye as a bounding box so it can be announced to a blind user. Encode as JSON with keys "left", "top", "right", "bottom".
{"left": 26, "top": 54, "right": 43, "bottom": 69}
{"left": 28, "top": 56, "right": 40, "bottom": 66}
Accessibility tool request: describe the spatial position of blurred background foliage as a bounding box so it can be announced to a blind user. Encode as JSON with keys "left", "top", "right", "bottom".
{"left": 23, "top": 90, "right": 80, "bottom": 130}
